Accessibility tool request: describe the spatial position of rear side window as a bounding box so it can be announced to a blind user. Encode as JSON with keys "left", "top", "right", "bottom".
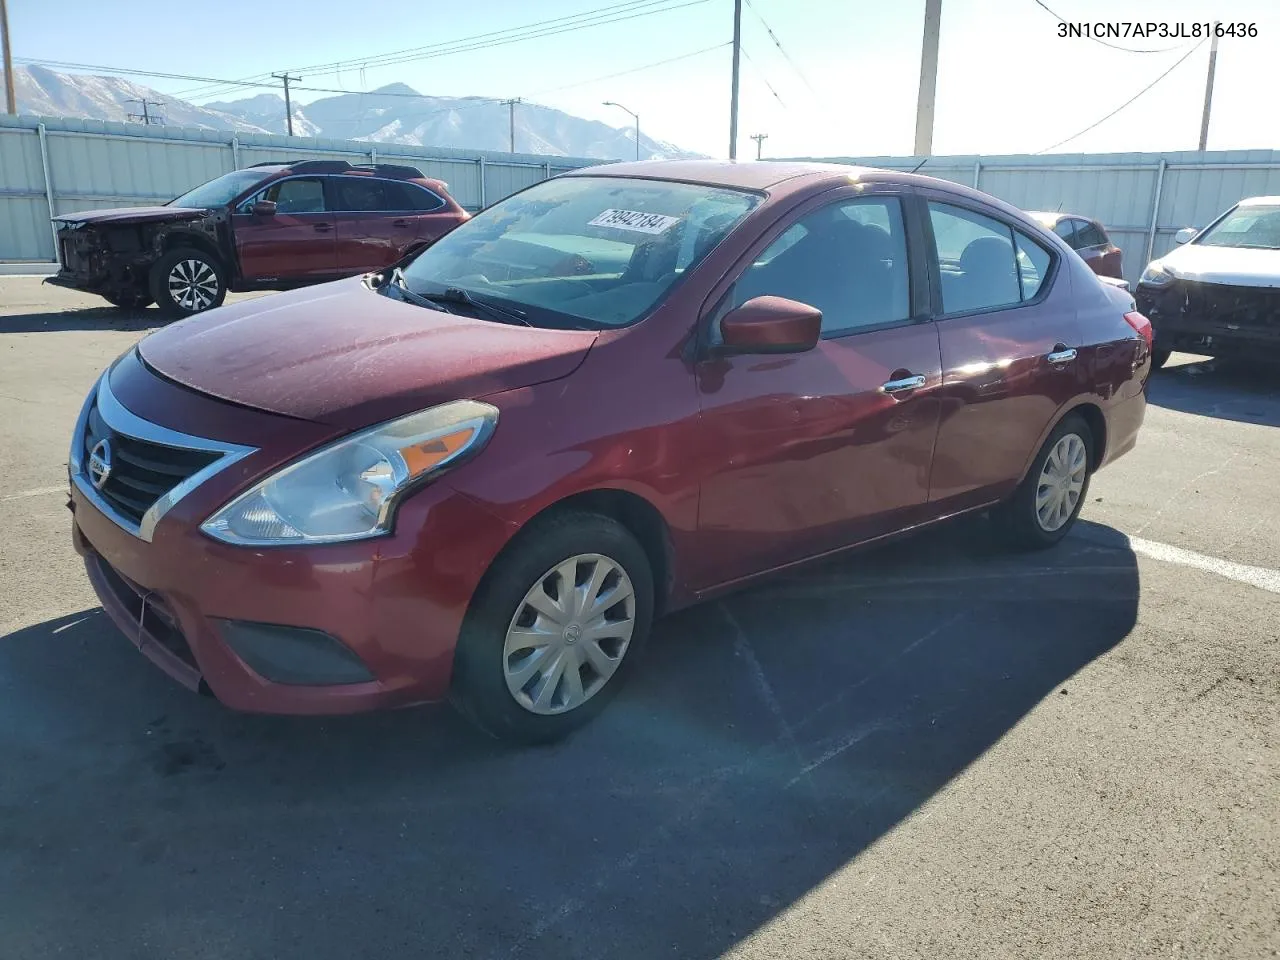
{"left": 730, "top": 196, "right": 911, "bottom": 337}
{"left": 1075, "top": 220, "right": 1108, "bottom": 248}
{"left": 1053, "top": 218, "right": 1079, "bottom": 247}
{"left": 402, "top": 183, "right": 446, "bottom": 212}
{"left": 928, "top": 202, "right": 1020, "bottom": 314}
{"left": 264, "top": 177, "right": 326, "bottom": 214}
{"left": 1015, "top": 232, "right": 1052, "bottom": 299}
{"left": 331, "top": 178, "right": 390, "bottom": 212}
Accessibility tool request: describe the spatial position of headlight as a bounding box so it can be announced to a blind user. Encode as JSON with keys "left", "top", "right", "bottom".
{"left": 201, "top": 400, "right": 497, "bottom": 546}
{"left": 1139, "top": 263, "right": 1175, "bottom": 287}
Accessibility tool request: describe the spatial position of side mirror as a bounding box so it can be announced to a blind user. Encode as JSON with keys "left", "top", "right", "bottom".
{"left": 718, "top": 296, "right": 821, "bottom": 355}
{"left": 1174, "top": 227, "right": 1196, "bottom": 245}
{"left": 252, "top": 200, "right": 278, "bottom": 217}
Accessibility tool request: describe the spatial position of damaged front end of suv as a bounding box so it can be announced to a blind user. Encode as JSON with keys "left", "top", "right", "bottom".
{"left": 47, "top": 207, "right": 224, "bottom": 309}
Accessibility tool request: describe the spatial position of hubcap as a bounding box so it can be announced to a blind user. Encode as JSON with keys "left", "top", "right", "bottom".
{"left": 503, "top": 553, "right": 636, "bottom": 715}
{"left": 167, "top": 259, "right": 219, "bottom": 311}
{"left": 1036, "top": 432, "right": 1088, "bottom": 532}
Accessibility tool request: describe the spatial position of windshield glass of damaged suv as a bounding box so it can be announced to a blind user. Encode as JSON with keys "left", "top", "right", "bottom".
{"left": 401, "top": 176, "right": 760, "bottom": 328}
{"left": 170, "top": 169, "right": 275, "bottom": 210}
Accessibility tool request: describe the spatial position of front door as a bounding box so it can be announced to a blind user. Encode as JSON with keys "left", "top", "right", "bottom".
{"left": 692, "top": 190, "right": 943, "bottom": 589}
{"left": 232, "top": 176, "right": 336, "bottom": 282}
{"left": 922, "top": 195, "right": 1083, "bottom": 509}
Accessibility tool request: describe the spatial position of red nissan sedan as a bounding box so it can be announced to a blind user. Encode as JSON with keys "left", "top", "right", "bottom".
{"left": 68, "top": 160, "right": 1151, "bottom": 742}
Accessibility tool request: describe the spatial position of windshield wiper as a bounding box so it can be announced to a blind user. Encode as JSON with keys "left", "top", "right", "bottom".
{"left": 381, "top": 266, "right": 450, "bottom": 312}
{"left": 424, "top": 287, "right": 533, "bottom": 327}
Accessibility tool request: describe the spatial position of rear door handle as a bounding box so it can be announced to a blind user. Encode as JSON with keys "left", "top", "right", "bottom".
{"left": 392, "top": 218, "right": 413, "bottom": 228}
{"left": 880, "top": 374, "right": 926, "bottom": 394}
{"left": 1046, "top": 347, "right": 1077, "bottom": 364}
{"left": 313, "top": 222, "right": 332, "bottom": 233}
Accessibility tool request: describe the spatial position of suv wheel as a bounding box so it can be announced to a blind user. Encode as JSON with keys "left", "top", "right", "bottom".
{"left": 149, "top": 247, "right": 227, "bottom": 318}
{"left": 995, "top": 414, "right": 1094, "bottom": 549}
{"left": 451, "top": 511, "right": 654, "bottom": 744}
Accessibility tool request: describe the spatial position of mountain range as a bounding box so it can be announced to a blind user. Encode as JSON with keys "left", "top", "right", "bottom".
{"left": 14, "top": 65, "right": 699, "bottom": 161}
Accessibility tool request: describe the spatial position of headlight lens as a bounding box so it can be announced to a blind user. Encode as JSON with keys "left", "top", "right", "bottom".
{"left": 1139, "top": 263, "right": 1175, "bottom": 286}
{"left": 201, "top": 400, "right": 497, "bottom": 546}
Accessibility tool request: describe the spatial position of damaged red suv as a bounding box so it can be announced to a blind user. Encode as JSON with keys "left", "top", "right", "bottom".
{"left": 48, "top": 159, "right": 468, "bottom": 317}
{"left": 69, "top": 161, "right": 1151, "bottom": 742}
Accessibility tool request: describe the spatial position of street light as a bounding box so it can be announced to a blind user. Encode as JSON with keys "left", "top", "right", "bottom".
{"left": 603, "top": 101, "right": 640, "bottom": 162}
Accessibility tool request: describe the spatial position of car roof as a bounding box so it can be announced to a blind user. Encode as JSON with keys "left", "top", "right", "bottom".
{"left": 561, "top": 159, "right": 878, "bottom": 191}
{"left": 1237, "top": 196, "right": 1280, "bottom": 206}
{"left": 1025, "top": 210, "right": 1096, "bottom": 227}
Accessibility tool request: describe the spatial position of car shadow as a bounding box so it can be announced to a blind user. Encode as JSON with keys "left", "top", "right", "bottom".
{"left": 0, "top": 519, "right": 1139, "bottom": 960}
{"left": 1149, "top": 354, "right": 1280, "bottom": 427}
{"left": 0, "top": 306, "right": 161, "bottom": 333}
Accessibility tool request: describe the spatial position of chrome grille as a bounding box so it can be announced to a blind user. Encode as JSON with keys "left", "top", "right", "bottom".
{"left": 82, "top": 398, "right": 221, "bottom": 525}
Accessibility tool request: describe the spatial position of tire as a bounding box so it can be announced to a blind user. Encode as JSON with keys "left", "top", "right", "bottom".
{"left": 451, "top": 510, "right": 654, "bottom": 744}
{"left": 149, "top": 247, "right": 227, "bottom": 318}
{"left": 995, "top": 414, "right": 1093, "bottom": 550}
{"left": 1151, "top": 347, "right": 1171, "bottom": 370}
{"left": 102, "top": 290, "right": 154, "bottom": 310}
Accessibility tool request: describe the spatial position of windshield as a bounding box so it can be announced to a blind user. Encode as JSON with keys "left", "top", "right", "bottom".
{"left": 399, "top": 175, "right": 760, "bottom": 329}
{"left": 1196, "top": 204, "right": 1280, "bottom": 250}
{"left": 170, "top": 169, "right": 275, "bottom": 209}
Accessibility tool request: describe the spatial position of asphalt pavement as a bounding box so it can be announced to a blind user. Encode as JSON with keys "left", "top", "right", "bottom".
{"left": 1, "top": 278, "right": 1277, "bottom": 960}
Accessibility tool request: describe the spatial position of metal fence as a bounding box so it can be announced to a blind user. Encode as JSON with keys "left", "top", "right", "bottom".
{"left": 0, "top": 114, "right": 607, "bottom": 263}
{"left": 800, "top": 149, "right": 1280, "bottom": 287}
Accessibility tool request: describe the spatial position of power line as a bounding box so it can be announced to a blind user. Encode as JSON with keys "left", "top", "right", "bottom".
{"left": 1035, "top": 40, "right": 1205, "bottom": 153}
{"left": 1029, "top": 0, "right": 1189, "bottom": 54}
{"left": 125, "top": 97, "right": 164, "bottom": 125}
{"left": 530, "top": 42, "right": 730, "bottom": 96}
{"left": 171, "top": 0, "right": 713, "bottom": 101}
{"left": 740, "top": 46, "right": 785, "bottom": 107}
{"left": 743, "top": 0, "right": 819, "bottom": 95}
{"left": 272, "top": 72, "right": 301, "bottom": 136}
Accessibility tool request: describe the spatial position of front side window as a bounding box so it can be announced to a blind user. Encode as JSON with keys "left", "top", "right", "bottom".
{"left": 1196, "top": 204, "right": 1280, "bottom": 250}
{"left": 263, "top": 177, "right": 326, "bottom": 214}
{"left": 399, "top": 176, "right": 760, "bottom": 329}
{"left": 929, "top": 202, "right": 1021, "bottom": 314}
{"left": 727, "top": 196, "right": 911, "bottom": 337}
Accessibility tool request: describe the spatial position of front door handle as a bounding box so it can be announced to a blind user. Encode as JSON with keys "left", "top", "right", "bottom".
{"left": 1046, "top": 347, "right": 1077, "bottom": 364}
{"left": 392, "top": 218, "right": 413, "bottom": 228}
{"left": 313, "top": 222, "right": 332, "bottom": 233}
{"left": 880, "top": 374, "right": 927, "bottom": 394}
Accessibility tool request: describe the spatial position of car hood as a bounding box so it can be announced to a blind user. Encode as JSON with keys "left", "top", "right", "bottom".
{"left": 1158, "top": 243, "right": 1280, "bottom": 288}
{"left": 55, "top": 206, "right": 207, "bottom": 226}
{"left": 137, "top": 278, "right": 599, "bottom": 428}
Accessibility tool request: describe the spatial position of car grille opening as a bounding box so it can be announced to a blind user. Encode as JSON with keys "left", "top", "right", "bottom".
{"left": 94, "top": 555, "right": 199, "bottom": 669}
{"left": 83, "top": 399, "right": 221, "bottom": 526}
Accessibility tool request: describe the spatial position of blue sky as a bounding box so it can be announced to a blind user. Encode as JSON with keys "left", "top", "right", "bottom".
{"left": 11, "top": 0, "right": 1280, "bottom": 158}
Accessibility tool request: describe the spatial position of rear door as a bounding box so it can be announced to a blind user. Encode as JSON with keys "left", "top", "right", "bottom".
{"left": 232, "top": 177, "right": 336, "bottom": 282}
{"left": 922, "top": 194, "right": 1082, "bottom": 510}
{"left": 329, "top": 177, "right": 423, "bottom": 275}
{"left": 692, "top": 188, "right": 943, "bottom": 587}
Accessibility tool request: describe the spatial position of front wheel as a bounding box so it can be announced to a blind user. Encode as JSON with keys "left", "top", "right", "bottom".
{"left": 149, "top": 248, "right": 227, "bottom": 318}
{"left": 995, "top": 415, "right": 1093, "bottom": 550}
{"left": 102, "top": 290, "right": 154, "bottom": 310}
{"left": 451, "top": 511, "right": 654, "bottom": 744}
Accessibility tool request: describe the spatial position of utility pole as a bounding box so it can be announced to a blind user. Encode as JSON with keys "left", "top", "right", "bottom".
{"left": 272, "top": 72, "right": 301, "bottom": 136}
{"left": 750, "top": 132, "right": 768, "bottom": 160}
{"left": 603, "top": 101, "right": 640, "bottom": 161}
{"left": 728, "top": 0, "right": 742, "bottom": 159}
{"left": 1, "top": 0, "right": 16, "bottom": 116}
{"left": 501, "top": 98, "right": 522, "bottom": 153}
{"left": 126, "top": 98, "right": 165, "bottom": 125}
{"left": 913, "top": 0, "right": 942, "bottom": 156}
{"left": 1198, "top": 26, "right": 1220, "bottom": 151}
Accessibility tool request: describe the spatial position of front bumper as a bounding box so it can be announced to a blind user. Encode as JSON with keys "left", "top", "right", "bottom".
{"left": 1137, "top": 280, "right": 1280, "bottom": 361}
{"left": 68, "top": 360, "right": 520, "bottom": 714}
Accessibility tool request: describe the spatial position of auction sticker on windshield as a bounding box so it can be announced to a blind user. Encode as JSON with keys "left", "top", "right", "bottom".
{"left": 588, "top": 209, "right": 681, "bottom": 234}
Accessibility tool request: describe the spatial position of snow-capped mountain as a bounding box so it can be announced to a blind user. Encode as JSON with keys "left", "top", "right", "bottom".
{"left": 16, "top": 67, "right": 700, "bottom": 161}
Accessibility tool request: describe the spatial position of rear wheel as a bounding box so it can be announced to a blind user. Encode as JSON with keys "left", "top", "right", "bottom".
{"left": 995, "top": 415, "right": 1093, "bottom": 550}
{"left": 451, "top": 511, "right": 654, "bottom": 744}
{"left": 149, "top": 247, "right": 227, "bottom": 318}
{"left": 1151, "top": 347, "right": 1171, "bottom": 370}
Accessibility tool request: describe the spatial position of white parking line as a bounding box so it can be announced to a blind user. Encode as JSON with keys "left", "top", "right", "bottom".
{"left": 0, "top": 484, "right": 65, "bottom": 503}
{"left": 1127, "top": 535, "right": 1280, "bottom": 595}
